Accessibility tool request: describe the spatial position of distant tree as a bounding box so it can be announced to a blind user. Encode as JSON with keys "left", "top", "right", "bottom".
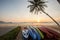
{"left": 27, "top": 0, "right": 60, "bottom": 27}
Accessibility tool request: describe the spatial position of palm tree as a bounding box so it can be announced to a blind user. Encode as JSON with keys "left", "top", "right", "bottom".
{"left": 27, "top": 0, "right": 60, "bottom": 27}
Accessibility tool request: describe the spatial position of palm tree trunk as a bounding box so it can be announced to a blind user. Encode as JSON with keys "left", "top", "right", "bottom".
{"left": 42, "top": 11, "right": 60, "bottom": 27}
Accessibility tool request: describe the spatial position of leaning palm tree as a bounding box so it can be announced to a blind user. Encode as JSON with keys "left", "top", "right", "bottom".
{"left": 27, "top": 0, "right": 60, "bottom": 27}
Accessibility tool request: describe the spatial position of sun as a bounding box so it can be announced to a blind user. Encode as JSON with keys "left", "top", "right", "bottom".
{"left": 36, "top": 15, "right": 40, "bottom": 22}
{"left": 37, "top": 19, "right": 40, "bottom": 22}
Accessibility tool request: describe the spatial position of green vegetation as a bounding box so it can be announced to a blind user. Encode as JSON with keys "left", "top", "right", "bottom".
{"left": 0, "top": 26, "right": 21, "bottom": 40}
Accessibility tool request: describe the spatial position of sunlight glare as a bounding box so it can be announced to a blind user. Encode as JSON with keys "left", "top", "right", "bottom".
{"left": 37, "top": 15, "right": 40, "bottom": 22}
{"left": 37, "top": 19, "right": 40, "bottom": 22}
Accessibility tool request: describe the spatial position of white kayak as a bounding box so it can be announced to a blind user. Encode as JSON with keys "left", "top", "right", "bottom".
{"left": 22, "top": 29, "right": 29, "bottom": 38}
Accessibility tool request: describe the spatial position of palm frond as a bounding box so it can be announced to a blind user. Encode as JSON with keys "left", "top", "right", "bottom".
{"left": 27, "top": 0, "right": 47, "bottom": 14}
{"left": 38, "top": 1, "right": 46, "bottom": 5}
{"left": 34, "top": 7, "right": 38, "bottom": 14}
{"left": 27, "top": 5, "right": 34, "bottom": 8}
{"left": 28, "top": 1, "right": 35, "bottom": 4}
{"left": 34, "top": 0, "right": 39, "bottom": 2}
{"left": 30, "top": 6, "right": 35, "bottom": 12}
{"left": 39, "top": 4, "right": 47, "bottom": 7}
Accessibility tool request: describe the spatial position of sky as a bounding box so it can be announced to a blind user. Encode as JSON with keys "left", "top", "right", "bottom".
{"left": 0, "top": 0, "right": 60, "bottom": 22}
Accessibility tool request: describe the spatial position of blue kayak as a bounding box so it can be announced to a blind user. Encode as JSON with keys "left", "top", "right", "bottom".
{"left": 29, "top": 26, "right": 41, "bottom": 40}
{"left": 27, "top": 26, "right": 37, "bottom": 40}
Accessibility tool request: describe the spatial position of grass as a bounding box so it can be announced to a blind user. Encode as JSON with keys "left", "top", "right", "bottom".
{"left": 0, "top": 26, "right": 21, "bottom": 40}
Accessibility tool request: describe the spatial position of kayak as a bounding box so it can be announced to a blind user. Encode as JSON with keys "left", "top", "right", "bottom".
{"left": 27, "top": 26, "right": 37, "bottom": 40}
{"left": 43, "top": 26, "right": 60, "bottom": 38}
{"left": 35, "top": 27, "right": 44, "bottom": 39}
{"left": 22, "top": 27, "right": 29, "bottom": 40}
{"left": 29, "top": 26, "right": 41, "bottom": 40}
{"left": 38, "top": 26, "right": 53, "bottom": 38}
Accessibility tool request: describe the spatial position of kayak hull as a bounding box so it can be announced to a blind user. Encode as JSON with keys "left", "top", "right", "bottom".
{"left": 43, "top": 26, "right": 60, "bottom": 38}
{"left": 27, "top": 27, "right": 37, "bottom": 40}
{"left": 29, "top": 26, "right": 41, "bottom": 40}
{"left": 35, "top": 27, "right": 44, "bottom": 39}
{"left": 38, "top": 26, "right": 53, "bottom": 38}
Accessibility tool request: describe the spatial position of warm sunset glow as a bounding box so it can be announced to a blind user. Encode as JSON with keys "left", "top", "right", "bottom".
{"left": 37, "top": 15, "right": 40, "bottom": 22}
{"left": 0, "top": 0, "right": 60, "bottom": 22}
{"left": 37, "top": 19, "right": 40, "bottom": 22}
